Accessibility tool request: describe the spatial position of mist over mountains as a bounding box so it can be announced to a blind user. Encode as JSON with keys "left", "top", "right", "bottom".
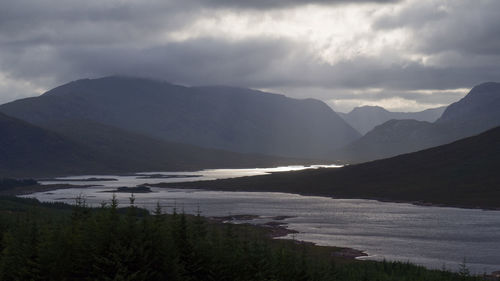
{"left": 338, "top": 106, "right": 446, "bottom": 135}
{"left": 0, "top": 76, "right": 359, "bottom": 160}
{"left": 0, "top": 112, "right": 304, "bottom": 177}
{"left": 0, "top": 112, "right": 98, "bottom": 177}
{"left": 334, "top": 82, "right": 500, "bottom": 163}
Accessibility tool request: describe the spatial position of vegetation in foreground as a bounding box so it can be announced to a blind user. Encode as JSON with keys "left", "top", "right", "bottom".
{"left": 0, "top": 196, "right": 489, "bottom": 281}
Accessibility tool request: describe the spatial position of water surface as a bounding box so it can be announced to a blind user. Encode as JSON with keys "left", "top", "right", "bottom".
{"left": 28, "top": 166, "right": 500, "bottom": 274}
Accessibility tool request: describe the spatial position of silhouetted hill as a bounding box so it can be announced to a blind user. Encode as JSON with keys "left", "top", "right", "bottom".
{"left": 43, "top": 119, "right": 307, "bottom": 172}
{"left": 0, "top": 113, "right": 305, "bottom": 177}
{"left": 0, "top": 112, "right": 99, "bottom": 177}
{"left": 334, "top": 82, "right": 500, "bottom": 162}
{"left": 338, "top": 106, "right": 446, "bottom": 135}
{"left": 333, "top": 119, "right": 445, "bottom": 163}
{"left": 168, "top": 126, "right": 500, "bottom": 209}
{"left": 0, "top": 76, "right": 360, "bottom": 159}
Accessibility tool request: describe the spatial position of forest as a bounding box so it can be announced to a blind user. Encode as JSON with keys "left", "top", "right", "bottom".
{"left": 0, "top": 195, "right": 489, "bottom": 281}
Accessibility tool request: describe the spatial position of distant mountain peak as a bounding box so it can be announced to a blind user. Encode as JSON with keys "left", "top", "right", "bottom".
{"left": 59, "top": 75, "right": 172, "bottom": 85}
{"left": 437, "top": 81, "right": 500, "bottom": 124}
{"left": 462, "top": 81, "right": 500, "bottom": 99}
{"left": 471, "top": 81, "right": 500, "bottom": 90}
{"left": 349, "top": 105, "right": 388, "bottom": 114}
{"left": 85, "top": 75, "right": 165, "bottom": 83}
{"left": 373, "top": 118, "right": 430, "bottom": 129}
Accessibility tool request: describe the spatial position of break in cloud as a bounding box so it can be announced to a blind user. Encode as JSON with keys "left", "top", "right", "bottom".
{"left": 0, "top": 0, "right": 499, "bottom": 112}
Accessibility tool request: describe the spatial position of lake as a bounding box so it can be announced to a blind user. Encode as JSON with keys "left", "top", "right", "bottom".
{"left": 26, "top": 165, "right": 500, "bottom": 274}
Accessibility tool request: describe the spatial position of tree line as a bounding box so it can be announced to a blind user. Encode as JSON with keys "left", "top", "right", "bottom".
{"left": 0, "top": 195, "right": 489, "bottom": 281}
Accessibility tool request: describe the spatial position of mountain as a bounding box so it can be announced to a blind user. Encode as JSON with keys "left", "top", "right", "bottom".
{"left": 168, "top": 126, "right": 500, "bottom": 209}
{"left": 435, "top": 82, "right": 500, "bottom": 136}
{"left": 334, "top": 82, "right": 500, "bottom": 162}
{"left": 43, "top": 118, "right": 305, "bottom": 171}
{"left": 333, "top": 119, "right": 444, "bottom": 163}
{"left": 0, "top": 113, "right": 304, "bottom": 177}
{"left": 0, "top": 76, "right": 360, "bottom": 159}
{"left": 338, "top": 106, "right": 446, "bottom": 135}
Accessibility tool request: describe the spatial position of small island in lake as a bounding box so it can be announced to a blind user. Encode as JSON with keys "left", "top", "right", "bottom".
{"left": 103, "top": 186, "right": 153, "bottom": 193}
{"left": 135, "top": 174, "right": 201, "bottom": 179}
{"left": 42, "top": 177, "right": 118, "bottom": 182}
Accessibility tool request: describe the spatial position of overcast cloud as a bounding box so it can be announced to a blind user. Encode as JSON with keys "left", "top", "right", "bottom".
{"left": 0, "top": 0, "right": 499, "bottom": 112}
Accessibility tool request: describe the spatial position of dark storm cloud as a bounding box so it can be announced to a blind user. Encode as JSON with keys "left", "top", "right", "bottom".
{"left": 0, "top": 0, "right": 198, "bottom": 45}
{"left": 201, "top": 0, "right": 400, "bottom": 10}
{"left": 57, "top": 38, "right": 301, "bottom": 87}
{"left": 1, "top": 35, "right": 498, "bottom": 101}
{"left": 0, "top": 0, "right": 400, "bottom": 47}
{"left": 374, "top": 1, "right": 500, "bottom": 56}
{"left": 52, "top": 40, "right": 500, "bottom": 93}
{"left": 325, "top": 59, "right": 500, "bottom": 91}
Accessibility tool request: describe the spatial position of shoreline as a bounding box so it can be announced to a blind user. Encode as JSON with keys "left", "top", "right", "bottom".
{"left": 208, "top": 214, "right": 368, "bottom": 260}
{"left": 8, "top": 185, "right": 370, "bottom": 262}
{"left": 148, "top": 182, "right": 500, "bottom": 212}
{"left": 10, "top": 183, "right": 500, "bottom": 276}
{"left": 1, "top": 183, "right": 95, "bottom": 196}
{"left": 10, "top": 181, "right": 500, "bottom": 212}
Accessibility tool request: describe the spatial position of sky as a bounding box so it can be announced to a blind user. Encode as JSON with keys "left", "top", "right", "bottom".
{"left": 1, "top": 0, "right": 499, "bottom": 112}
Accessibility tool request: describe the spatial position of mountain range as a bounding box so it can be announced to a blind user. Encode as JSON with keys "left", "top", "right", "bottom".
{"left": 0, "top": 76, "right": 359, "bottom": 159}
{"left": 338, "top": 106, "right": 446, "bottom": 135}
{"left": 334, "top": 82, "right": 500, "bottom": 162}
{"left": 2, "top": 76, "right": 499, "bottom": 177}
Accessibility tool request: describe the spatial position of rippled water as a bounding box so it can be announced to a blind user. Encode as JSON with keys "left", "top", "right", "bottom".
{"left": 27, "top": 166, "right": 500, "bottom": 274}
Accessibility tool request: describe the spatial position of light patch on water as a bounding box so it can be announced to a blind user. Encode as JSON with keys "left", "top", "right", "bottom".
{"left": 38, "top": 164, "right": 342, "bottom": 187}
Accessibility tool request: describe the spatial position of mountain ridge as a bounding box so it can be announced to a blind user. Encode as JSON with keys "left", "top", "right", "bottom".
{"left": 0, "top": 76, "right": 360, "bottom": 159}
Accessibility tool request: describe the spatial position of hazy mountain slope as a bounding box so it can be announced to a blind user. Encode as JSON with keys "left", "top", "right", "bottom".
{"left": 334, "top": 82, "right": 500, "bottom": 162}
{"left": 436, "top": 82, "right": 500, "bottom": 137}
{"left": 0, "top": 112, "right": 305, "bottom": 177}
{"left": 332, "top": 119, "right": 445, "bottom": 163}
{"left": 0, "top": 76, "right": 360, "bottom": 159}
{"left": 0, "top": 113, "right": 99, "bottom": 177}
{"left": 338, "top": 106, "right": 446, "bottom": 135}
{"left": 42, "top": 119, "right": 305, "bottom": 172}
{"left": 169, "top": 126, "right": 500, "bottom": 209}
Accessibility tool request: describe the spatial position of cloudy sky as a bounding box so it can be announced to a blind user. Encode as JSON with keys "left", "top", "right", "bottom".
{"left": 1, "top": 0, "right": 499, "bottom": 112}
